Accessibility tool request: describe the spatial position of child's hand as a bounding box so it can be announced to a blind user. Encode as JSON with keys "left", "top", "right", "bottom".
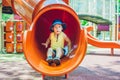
{"left": 67, "top": 52, "right": 75, "bottom": 58}
{"left": 66, "top": 53, "right": 70, "bottom": 57}
{"left": 41, "top": 43, "right": 48, "bottom": 48}
{"left": 67, "top": 45, "right": 77, "bottom": 58}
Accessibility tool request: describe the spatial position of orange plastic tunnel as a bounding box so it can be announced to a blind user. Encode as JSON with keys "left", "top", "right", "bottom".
{"left": 7, "top": 0, "right": 87, "bottom": 76}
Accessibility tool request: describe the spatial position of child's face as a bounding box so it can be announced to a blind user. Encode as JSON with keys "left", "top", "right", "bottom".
{"left": 53, "top": 24, "right": 63, "bottom": 34}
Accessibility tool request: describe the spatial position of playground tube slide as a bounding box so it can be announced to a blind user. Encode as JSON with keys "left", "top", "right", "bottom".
{"left": 7, "top": 0, "right": 87, "bottom": 76}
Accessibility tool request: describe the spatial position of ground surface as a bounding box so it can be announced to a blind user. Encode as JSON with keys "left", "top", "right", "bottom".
{"left": 0, "top": 48, "right": 120, "bottom": 80}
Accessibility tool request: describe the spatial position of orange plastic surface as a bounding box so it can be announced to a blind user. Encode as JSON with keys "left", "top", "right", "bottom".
{"left": 25, "top": 23, "right": 30, "bottom": 30}
{"left": 10, "top": 0, "right": 40, "bottom": 24}
{"left": 6, "top": 32, "right": 14, "bottom": 42}
{"left": 118, "top": 32, "right": 120, "bottom": 40}
{"left": 16, "top": 32, "right": 23, "bottom": 42}
{"left": 7, "top": 0, "right": 87, "bottom": 76}
{"left": 87, "top": 32, "right": 120, "bottom": 48}
{"left": 23, "top": 29, "right": 87, "bottom": 76}
{"left": 16, "top": 43, "right": 23, "bottom": 53}
{"left": 16, "top": 21, "right": 24, "bottom": 32}
{"left": 2, "top": 0, "right": 11, "bottom": 6}
{"left": 62, "top": 0, "right": 69, "bottom": 4}
{"left": 86, "top": 26, "right": 120, "bottom": 48}
{"left": 6, "top": 43, "right": 14, "bottom": 53}
{"left": 6, "top": 21, "right": 14, "bottom": 32}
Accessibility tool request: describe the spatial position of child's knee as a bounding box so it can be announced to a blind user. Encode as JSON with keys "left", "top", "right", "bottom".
{"left": 56, "top": 47, "right": 63, "bottom": 57}
{"left": 48, "top": 48, "right": 53, "bottom": 52}
{"left": 47, "top": 48, "right": 53, "bottom": 56}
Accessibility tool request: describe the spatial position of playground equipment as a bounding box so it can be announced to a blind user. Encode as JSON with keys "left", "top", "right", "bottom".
{"left": 2, "top": 21, "right": 24, "bottom": 53}
{"left": 6, "top": 0, "right": 120, "bottom": 79}
{"left": 79, "top": 14, "right": 113, "bottom": 40}
{"left": 16, "top": 21, "right": 23, "bottom": 53}
{"left": 118, "top": 24, "right": 120, "bottom": 40}
{"left": 6, "top": 0, "right": 87, "bottom": 79}
{"left": 86, "top": 26, "right": 120, "bottom": 55}
{"left": 5, "top": 21, "right": 14, "bottom": 53}
{"left": 119, "top": 32, "right": 120, "bottom": 39}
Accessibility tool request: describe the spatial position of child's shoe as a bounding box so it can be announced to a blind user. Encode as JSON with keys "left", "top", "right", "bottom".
{"left": 46, "top": 56, "right": 53, "bottom": 66}
{"left": 54, "top": 57, "right": 60, "bottom": 66}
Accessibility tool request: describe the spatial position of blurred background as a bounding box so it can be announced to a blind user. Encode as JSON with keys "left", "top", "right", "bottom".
{"left": 0, "top": 0, "right": 119, "bottom": 54}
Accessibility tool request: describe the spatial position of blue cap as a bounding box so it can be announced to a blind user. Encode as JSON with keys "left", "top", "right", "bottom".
{"left": 50, "top": 19, "right": 66, "bottom": 32}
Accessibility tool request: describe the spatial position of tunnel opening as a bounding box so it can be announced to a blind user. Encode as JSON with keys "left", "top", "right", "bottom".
{"left": 23, "top": 4, "right": 87, "bottom": 76}
{"left": 32, "top": 9, "right": 81, "bottom": 61}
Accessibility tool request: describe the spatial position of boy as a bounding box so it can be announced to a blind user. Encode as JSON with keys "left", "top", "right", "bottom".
{"left": 42, "top": 19, "right": 71, "bottom": 66}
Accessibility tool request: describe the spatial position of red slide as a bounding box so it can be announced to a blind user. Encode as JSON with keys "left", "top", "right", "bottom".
{"left": 7, "top": 0, "right": 87, "bottom": 76}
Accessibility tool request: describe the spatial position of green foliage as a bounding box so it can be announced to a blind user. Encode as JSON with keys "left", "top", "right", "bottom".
{"left": 118, "top": 0, "right": 120, "bottom": 2}
{"left": 2, "top": 13, "right": 13, "bottom": 21}
{"left": 81, "top": 20, "right": 89, "bottom": 26}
